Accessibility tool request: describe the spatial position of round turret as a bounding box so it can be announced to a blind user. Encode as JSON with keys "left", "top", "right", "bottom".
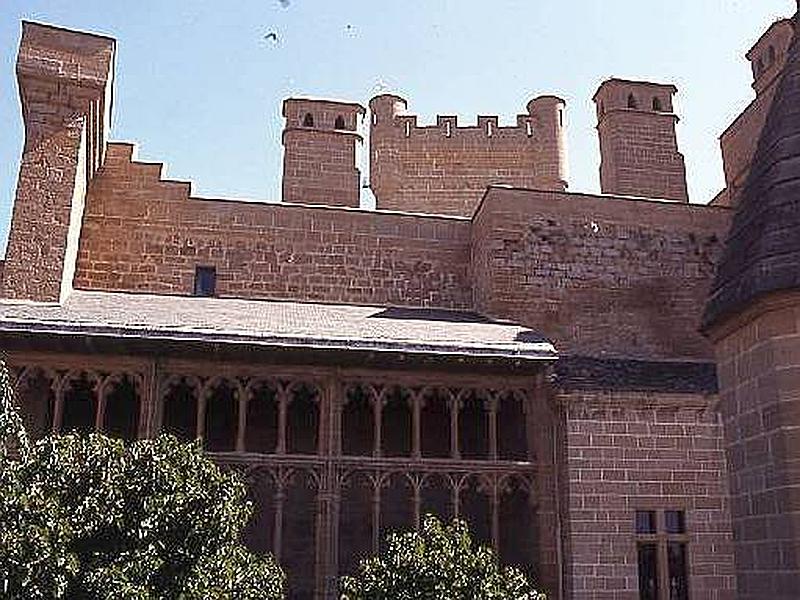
{"left": 368, "top": 94, "right": 408, "bottom": 127}
{"left": 527, "top": 95, "right": 569, "bottom": 190}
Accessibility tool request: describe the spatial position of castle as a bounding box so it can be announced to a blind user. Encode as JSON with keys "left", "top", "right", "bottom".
{"left": 2, "top": 5, "right": 800, "bottom": 600}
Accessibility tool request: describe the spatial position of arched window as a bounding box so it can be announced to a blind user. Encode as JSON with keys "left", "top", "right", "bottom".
{"left": 342, "top": 383, "right": 374, "bottom": 456}
{"left": 103, "top": 374, "right": 139, "bottom": 441}
{"left": 627, "top": 93, "right": 638, "bottom": 109}
{"left": 286, "top": 382, "right": 319, "bottom": 454}
{"left": 204, "top": 378, "right": 238, "bottom": 452}
{"left": 769, "top": 45, "right": 776, "bottom": 65}
{"left": 61, "top": 372, "right": 98, "bottom": 435}
{"left": 303, "top": 112, "right": 314, "bottom": 127}
{"left": 335, "top": 115, "right": 346, "bottom": 129}
{"left": 652, "top": 97, "right": 663, "bottom": 112}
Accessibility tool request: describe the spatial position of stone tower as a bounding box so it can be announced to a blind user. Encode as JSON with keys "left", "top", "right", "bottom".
{"left": 719, "top": 18, "right": 795, "bottom": 207}
{"left": 593, "top": 78, "right": 688, "bottom": 201}
{"left": 281, "top": 98, "right": 365, "bottom": 208}
{"left": 3, "top": 22, "right": 115, "bottom": 302}
{"left": 703, "top": 4, "right": 800, "bottom": 598}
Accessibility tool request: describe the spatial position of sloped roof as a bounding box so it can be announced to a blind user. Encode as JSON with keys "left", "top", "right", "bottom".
{"left": 0, "top": 291, "right": 555, "bottom": 362}
{"left": 703, "top": 9, "right": 800, "bottom": 329}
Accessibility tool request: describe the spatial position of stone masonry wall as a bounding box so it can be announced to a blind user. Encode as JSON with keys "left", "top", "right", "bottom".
{"left": 472, "top": 188, "right": 730, "bottom": 360}
{"left": 73, "top": 143, "right": 471, "bottom": 308}
{"left": 710, "top": 294, "right": 800, "bottom": 599}
{"left": 560, "top": 389, "right": 736, "bottom": 600}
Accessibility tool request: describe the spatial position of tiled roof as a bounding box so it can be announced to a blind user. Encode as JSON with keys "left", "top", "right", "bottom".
{"left": 704, "top": 11, "right": 800, "bottom": 328}
{"left": 0, "top": 290, "right": 555, "bottom": 362}
{"left": 555, "top": 356, "right": 718, "bottom": 394}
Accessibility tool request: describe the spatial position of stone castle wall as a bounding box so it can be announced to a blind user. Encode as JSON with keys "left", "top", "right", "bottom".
{"left": 471, "top": 187, "right": 730, "bottom": 360}
{"left": 75, "top": 143, "right": 472, "bottom": 309}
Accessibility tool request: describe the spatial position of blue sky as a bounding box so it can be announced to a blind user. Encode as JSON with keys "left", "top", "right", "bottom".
{"left": 0, "top": 0, "right": 793, "bottom": 253}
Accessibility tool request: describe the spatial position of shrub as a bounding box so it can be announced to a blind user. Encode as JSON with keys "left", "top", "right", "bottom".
{"left": 340, "top": 514, "right": 546, "bottom": 600}
{"left": 0, "top": 362, "right": 284, "bottom": 599}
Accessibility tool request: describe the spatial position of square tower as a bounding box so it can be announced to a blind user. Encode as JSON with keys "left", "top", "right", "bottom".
{"left": 593, "top": 79, "right": 688, "bottom": 202}
{"left": 282, "top": 98, "right": 365, "bottom": 208}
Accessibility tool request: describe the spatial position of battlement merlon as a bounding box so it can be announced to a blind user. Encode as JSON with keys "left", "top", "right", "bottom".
{"left": 17, "top": 21, "right": 116, "bottom": 178}
{"left": 368, "top": 93, "right": 567, "bottom": 141}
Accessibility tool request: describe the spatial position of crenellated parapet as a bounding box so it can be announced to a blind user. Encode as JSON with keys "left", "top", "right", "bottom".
{"left": 369, "top": 93, "right": 569, "bottom": 217}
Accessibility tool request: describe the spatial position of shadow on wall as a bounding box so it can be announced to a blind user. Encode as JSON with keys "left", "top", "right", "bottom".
{"left": 370, "top": 307, "right": 550, "bottom": 344}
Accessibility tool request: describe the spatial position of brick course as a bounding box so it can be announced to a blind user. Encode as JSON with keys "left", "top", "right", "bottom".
{"left": 709, "top": 295, "right": 800, "bottom": 598}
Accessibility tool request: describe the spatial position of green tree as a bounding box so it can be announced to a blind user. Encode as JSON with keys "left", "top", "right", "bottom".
{"left": 340, "top": 514, "right": 546, "bottom": 600}
{"left": 0, "top": 361, "right": 284, "bottom": 599}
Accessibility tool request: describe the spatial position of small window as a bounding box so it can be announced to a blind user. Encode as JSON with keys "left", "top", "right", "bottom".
{"left": 627, "top": 93, "right": 638, "bottom": 109}
{"left": 768, "top": 45, "right": 776, "bottom": 65}
{"left": 636, "top": 510, "right": 657, "bottom": 534}
{"left": 194, "top": 266, "right": 216, "bottom": 297}
{"left": 757, "top": 57, "right": 765, "bottom": 76}
{"left": 335, "top": 115, "right": 346, "bottom": 129}
{"left": 665, "top": 510, "right": 685, "bottom": 534}
{"left": 652, "top": 97, "right": 663, "bottom": 112}
{"left": 303, "top": 112, "right": 314, "bottom": 127}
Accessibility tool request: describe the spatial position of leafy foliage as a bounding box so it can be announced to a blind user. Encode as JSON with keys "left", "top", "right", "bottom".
{"left": 340, "top": 514, "right": 546, "bottom": 600}
{"left": 0, "top": 361, "right": 284, "bottom": 599}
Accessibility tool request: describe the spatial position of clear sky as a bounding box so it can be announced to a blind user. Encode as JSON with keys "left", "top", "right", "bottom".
{"left": 0, "top": 0, "right": 793, "bottom": 254}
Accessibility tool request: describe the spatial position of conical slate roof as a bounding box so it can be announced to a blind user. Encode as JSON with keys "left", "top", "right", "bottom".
{"left": 703, "top": 8, "right": 800, "bottom": 329}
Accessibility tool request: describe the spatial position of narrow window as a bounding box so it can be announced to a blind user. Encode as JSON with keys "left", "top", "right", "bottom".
{"left": 404, "top": 121, "right": 411, "bottom": 137}
{"left": 635, "top": 510, "right": 689, "bottom": 600}
{"left": 194, "top": 266, "right": 216, "bottom": 297}
{"left": 769, "top": 45, "right": 776, "bottom": 65}
{"left": 757, "top": 57, "right": 765, "bottom": 76}
{"left": 303, "top": 112, "right": 314, "bottom": 127}
{"left": 627, "top": 93, "right": 638, "bottom": 109}
{"left": 445, "top": 121, "right": 452, "bottom": 137}
{"left": 526, "top": 121, "right": 533, "bottom": 137}
{"left": 372, "top": 112, "right": 377, "bottom": 126}
{"left": 335, "top": 115, "right": 346, "bottom": 129}
{"left": 637, "top": 544, "right": 659, "bottom": 600}
{"left": 559, "top": 108, "right": 564, "bottom": 127}
{"left": 652, "top": 97, "right": 663, "bottom": 112}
